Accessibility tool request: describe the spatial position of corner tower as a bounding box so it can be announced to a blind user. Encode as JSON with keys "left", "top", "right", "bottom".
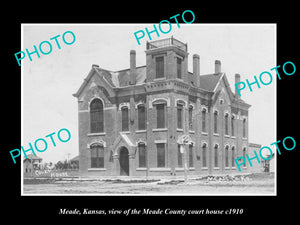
{"left": 145, "top": 36, "right": 189, "bottom": 83}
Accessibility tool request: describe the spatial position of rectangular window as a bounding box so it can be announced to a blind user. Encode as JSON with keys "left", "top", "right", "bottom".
{"left": 156, "top": 56, "right": 164, "bottom": 78}
{"left": 189, "top": 145, "right": 193, "bottom": 168}
{"left": 138, "top": 105, "right": 146, "bottom": 130}
{"left": 243, "top": 119, "right": 246, "bottom": 138}
{"left": 156, "top": 104, "right": 165, "bottom": 128}
{"left": 177, "top": 144, "right": 182, "bottom": 168}
{"left": 121, "top": 107, "right": 129, "bottom": 131}
{"left": 138, "top": 143, "right": 146, "bottom": 168}
{"left": 177, "top": 104, "right": 183, "bottom": 129}
{"left": 157, "top": 143, "right": 165, "bottom": 168}
{"left": 177, "top": 57, "right": 182, "bottom": 79}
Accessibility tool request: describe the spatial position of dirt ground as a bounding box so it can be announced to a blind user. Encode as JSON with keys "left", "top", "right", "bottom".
{"left": 23, "top": 173, "right": 275, "bottom": 195}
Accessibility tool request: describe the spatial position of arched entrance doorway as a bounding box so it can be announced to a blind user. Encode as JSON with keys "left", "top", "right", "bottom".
{"left": 119, "top": 147, "right": 129, "bottom": 176}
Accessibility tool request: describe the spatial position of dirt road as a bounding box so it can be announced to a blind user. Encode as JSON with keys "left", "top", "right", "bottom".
{"left": 23, "top": 173, "right": 275, "bottom": 195}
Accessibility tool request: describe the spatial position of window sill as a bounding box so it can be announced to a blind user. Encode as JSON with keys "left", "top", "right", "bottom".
{"left": 154, "top": 78, "right": 166, "bottom": 81}
{"left": 152, "top": 128, "right": 168, "bottom": 132}
{"left": 154, "top": 140, "right": 167, "bottom": 144}
{"left": 120, "top": 131, "right": 130, "bottom": 134}
{"left": 189, "top": 130, "right": 195, "bottom": 134}
{"left": 88, "top": 168, "right": 106, "bottom": 171}
{"left": 201, "top": 167, "right": 208, "bottom": 170}
{"left": 175, "top": 167, "right": 184, "bottom": 171}
{"left": 136, "top": 167, "right": 147, "bottom": 171}
{"left": 87, "top": 132, "right": 106, "bottom": 136}
{"left": 149, "top": 168, "right": 171, "bottom": 172}
{"left": 225, "top": 167, "right": 231, "bottom": 170}
{"left": 213, "top": 133, "right": 219, "bottom": 136}
{"left": 175, "top": 167, "right": 195, "bottom": 171}
{"left": 176, "top": 128, "right": 184, "bottom": 132}
{"left": 136, "top": 130, "right": 146, "bottom": 133}
{"left": 201, "top": 132, "right": 208, "bottom": 136}
{"left": 213, "top": 167, "right": 220, "bottom": 170}
{"left": 224, "top": 134, "right": 230, "bottom": 138}
{"left": 242, "top": 137, "right": 248, "bottom": 140}
{"left": 231, "top": 136, "right": 236, "bottom": 139}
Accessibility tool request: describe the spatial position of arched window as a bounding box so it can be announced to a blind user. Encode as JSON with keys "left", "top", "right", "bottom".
{"left": 214, "top": 111, "right": 218, "bottom": 134}
{"left": 214, "top": 144, "right": 219, "bottom": 167}
{"left": 225, "top": 113, "right": 229, "bottom": 135}
{"left": 243, "top": 147, "right": 247, "bottom": 167}
{"left": 202, "top": 143, "right": 207, "bottom": 167}
{"left": 177, "top": 103, "right": 183, "bottom": 129}
{"left": 156, "top": 103, "right": 166, "bottom": 128}
{"left": 177, "top": 144, "right": 182, "bottom": 168}
{"left": 152, "top": 98, "right": 169, "bottom": 129}
{"left": 90, "top": 98, "right": 104, "bottom": 133}
{"left": 121, "top": 106, "right": 129, "bottom": 131}
{"left": 90, "top": 144, "right": 104, "bottom": 168}
{"left": 225, "top": 145, "right": 229, "bottom": 167}
{"left": 189, "top": 105, "right": 193, "bottom": 130}
{"left": 138, "top": 143, "right": 146, "bottom": 168}
{"left": 231, "top": 115, "right": 235, "bottom": 136}
{"left": 231, "top": 146, "right": 235, "bottom": 167}
{"left": 201, "top": 108, "right": 207, "bottom": 132}
{"left": 137, "top": 104, "right": 146, "bottom": 130}
{"left": 188, "top": 144, "right": 194, "bottom": 168}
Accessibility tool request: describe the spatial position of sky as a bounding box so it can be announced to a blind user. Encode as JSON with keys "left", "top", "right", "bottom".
{"left": 22, "top": 24, "right": 276, "bottom": 164}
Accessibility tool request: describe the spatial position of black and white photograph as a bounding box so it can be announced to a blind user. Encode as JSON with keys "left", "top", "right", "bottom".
{"left": 4, "top": 5, "right": 298, "bottom": 221}
{"left": 21, "top": 24, "right": 276, "bottom": 195}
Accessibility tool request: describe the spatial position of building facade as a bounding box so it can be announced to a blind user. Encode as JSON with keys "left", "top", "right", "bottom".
{"left": 73, "top": 37, "right": 254, "bottom": 177}
{"left": 23, "top": 154, "right": 43, "bottom": 177}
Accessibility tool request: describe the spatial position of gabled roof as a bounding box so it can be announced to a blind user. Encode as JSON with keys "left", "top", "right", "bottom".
{"left": 73, "top": 66, "right": 147, "bottom": 98}
{"left": 73, "top": 65, "right": 249, "bottom": 109}
{"left": 23, "top": 154, "right": 42, "bottom": 161}
{"left": 94, "top": 66, "right": 147, "bottom": 88}
{"left": 199, "top": 73, "right": 223, "bottom": 91}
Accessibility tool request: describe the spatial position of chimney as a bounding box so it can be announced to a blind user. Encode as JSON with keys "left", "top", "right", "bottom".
{"left": 193, "top": 54, "right": 200, "bottom": 87}
{"left": 130, "top": 50, "right": 136, "bottom": 85}
{"left": 215, "top": 60, "right": 221, "bottom": 74}
{"left": 235, "top": 73, "right": 241, "bottom": 98}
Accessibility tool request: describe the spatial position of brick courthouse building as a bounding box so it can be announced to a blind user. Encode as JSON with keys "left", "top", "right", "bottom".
{"left": 73, "top": 37, "right": 256, "bottom": 176}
